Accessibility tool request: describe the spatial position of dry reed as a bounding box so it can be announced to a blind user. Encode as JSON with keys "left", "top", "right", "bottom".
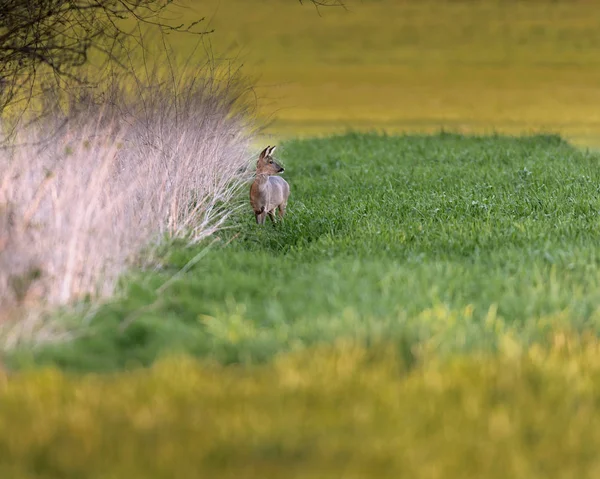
{"left": 0, "top": 56, "right": 256, "bottom": 342}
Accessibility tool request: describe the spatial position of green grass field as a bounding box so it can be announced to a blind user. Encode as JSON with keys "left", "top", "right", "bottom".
{"left": 5, "top": 0, "right": 600, "bottom": 475}
{"left": 4, "top": 132, "right": 600, "bottom": 476}
{"left": 9, "top": 132, "right": 600, "bottom": 371}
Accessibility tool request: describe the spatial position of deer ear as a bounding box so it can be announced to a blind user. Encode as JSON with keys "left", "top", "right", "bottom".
{"left": 268, "top": 146, "right": 277, "bottom": 155}
{"left": 259, "top": 146, "right": 271, "bottom": 159}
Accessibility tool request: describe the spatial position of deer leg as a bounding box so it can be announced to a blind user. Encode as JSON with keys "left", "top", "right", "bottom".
{"left": 267, "top": 209, "right": 276, "bottom": 224}
{"left": 278, "top": 203, "right": 286, "bottom": 219}
{"left": 255, "top": 207, "right": 266, "bottom": 224}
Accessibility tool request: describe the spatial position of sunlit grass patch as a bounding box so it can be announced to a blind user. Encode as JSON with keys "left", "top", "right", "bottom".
{"left": 2, "top": 336, "right": 600, "bottom": 477}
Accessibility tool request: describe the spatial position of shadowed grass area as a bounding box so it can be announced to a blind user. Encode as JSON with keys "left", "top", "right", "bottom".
{"left": 6, "top": 132, "right": 600, "bottom": 371}
{"left": 2, "top": 338, "right": 600, "bottom": 478}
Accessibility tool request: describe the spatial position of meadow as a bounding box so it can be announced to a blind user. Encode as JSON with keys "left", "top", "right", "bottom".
{"left": 3, "top": 341, "right": 600, "bottom": 478}
{"left": 3, "top": 132, "right": 600, "bottom": 476}
{"left": 5, "top": 132, "right": 600, "bottom": 371}
{"left": 7, "top": 131, "right": 600, "bottom": 367}
{"left": 3, "top": 0, "right": 600, "bottom": 476}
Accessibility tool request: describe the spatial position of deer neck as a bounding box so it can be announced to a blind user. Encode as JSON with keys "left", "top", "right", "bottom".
{"left": 254, "top": 173, "right": 271, "bottom": 188}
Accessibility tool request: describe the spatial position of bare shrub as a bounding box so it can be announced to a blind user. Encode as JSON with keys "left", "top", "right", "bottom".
{"left": 0, "top": 56, "right": 256, "bottom": 330}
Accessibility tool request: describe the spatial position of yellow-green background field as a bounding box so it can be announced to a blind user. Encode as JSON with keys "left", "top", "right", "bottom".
{"left": 175, "top": 0, "right": 600, "bottom": 146}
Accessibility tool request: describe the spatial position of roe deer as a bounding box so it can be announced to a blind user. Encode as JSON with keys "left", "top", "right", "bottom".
{"left": 250, "top": 145, "right": 290, "bottom": 224}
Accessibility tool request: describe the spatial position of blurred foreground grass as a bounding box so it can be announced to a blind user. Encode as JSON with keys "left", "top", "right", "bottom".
{"left": 2, "top": 335, "right": 600, "bottom": 478}
{"left": 178, "top": 0, "right": 600, "bottom": 147}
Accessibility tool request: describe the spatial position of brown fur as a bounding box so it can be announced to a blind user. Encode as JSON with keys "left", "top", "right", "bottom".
{"left": 250, "top": 145, "right": 290, "bottom": 224}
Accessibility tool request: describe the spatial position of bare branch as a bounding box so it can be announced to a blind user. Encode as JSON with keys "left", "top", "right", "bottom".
{"left": 299, "top": 0, "right": 346, "bottom": 6}
{"left": 0, "top": 0, "right": 344, "bottom": 135}
{"left": 0, "top": 0, "right": 211, "bottom": 120}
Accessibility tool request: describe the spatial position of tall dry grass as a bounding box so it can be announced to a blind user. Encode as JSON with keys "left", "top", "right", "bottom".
{"left": 0, "top": 56, "right": 256, "bottom": 337}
